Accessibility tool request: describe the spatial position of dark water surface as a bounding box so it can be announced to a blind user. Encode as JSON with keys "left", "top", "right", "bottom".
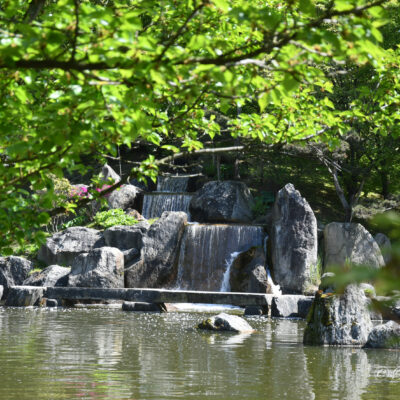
{"left": 0, "top": 307, "right": 399, "bottom": 400}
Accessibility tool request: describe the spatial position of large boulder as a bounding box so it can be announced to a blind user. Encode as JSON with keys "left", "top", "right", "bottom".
{"left": 229, "top": 247, "right": 271, "bottom": 293}
{"left": 374, "top": 233, "right": 392, "bottom": 265}
{"left": 189, "top": 181, "right": 254, "bottom": 223}
{"left": 125, "top": 211, "right": 187, "bottom": 288}
{"left": 324, "top": 223, "right": 384, "bottom": 269}
{"left": 38, "top": 227, "right": 105, "bottom": 267}
{"left": 103, "top": 221, "right": 150, "bottom": 251}
{"left": 270, "top": 184, "right": 318, "bottom": 294}
{"left": 197, "top": 313, "right": 254, "bottom": 333}
{"left": 303, "top": 284, "right": 373, "bottom": 346}
{"left": 0, "top": 256, "right": 33, "bottom": 299}
{"left": 365, "top": 320, "right": 400, "bottom": 349}
{"left": 68, "top": 247, "right": 124, "bottom": 288}
{"left": 107, "top": 185, "right": 139, "bottom": 210}
{"left": 23, "top": 265, "right": 70, "bottom": 287}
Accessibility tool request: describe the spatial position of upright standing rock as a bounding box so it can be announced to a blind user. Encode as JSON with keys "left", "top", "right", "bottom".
{"left": 107, "top": 185, "right": 139, "bottom": 210}
{"left": 374, "top": 233, "right": 391, "bottom": 265}
{"left": 99, "top": 163, "right": 121, "bottom": 184}
{"left": 125, "top": 211, "right": 188, "bottom": 288}
{"left": 270, "top": 184, "right": 318, "bottom": 294}
{"left": 189, "top": 181, "right": 254, "bottom": 223}
{"left": 303, "top": 285, "right": 373, "bottom": 346}
{"left": 0, "top": 256, "right": 33, "bottom": 299}
{"left": 324, "top": 223, "right": 384, "bottom": 269}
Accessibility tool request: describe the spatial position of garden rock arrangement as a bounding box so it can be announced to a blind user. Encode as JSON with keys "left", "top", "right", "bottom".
{"left": 365, "top": 320, "right": 400, "bottom": 349}
{"left": 23, "top": 265, "right": 70, "bottom": 287}
{"left": 270, "top": 183, "right": 318, "bottom": 294}
{"left": 198, "top": 313, "right": 254, "bottom": 333}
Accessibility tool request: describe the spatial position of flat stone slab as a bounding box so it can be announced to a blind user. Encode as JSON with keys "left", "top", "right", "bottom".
{"left": 45, "top": 287, "right": 272, "bottom": 306}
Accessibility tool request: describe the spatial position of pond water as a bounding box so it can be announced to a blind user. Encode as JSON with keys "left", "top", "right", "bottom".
{"left": 0, "top": 307, "right": 399, "bottom": 400}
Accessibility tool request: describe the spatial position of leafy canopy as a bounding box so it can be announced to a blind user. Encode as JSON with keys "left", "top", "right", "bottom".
{"left": 0, "top": 0, "right": 397, "bottom": 252}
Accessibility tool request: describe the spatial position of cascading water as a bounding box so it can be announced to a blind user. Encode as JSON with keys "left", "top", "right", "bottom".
{"left": 157, "top": 175, "right": 189, "bottom": 192}
{"left": 141, "top": 175, "right": 193, "bottom": 219}
{"left": 220, "top": 251, "right": 241, "bottom": 292}
{"left": 175, "top": 224, "right": 265, "bottom": 291}
{"left": 142, "top": 193, "right": 193, "bottom": 219}
{"left": 264, "top": 234, "right": 282, "bottom": 295}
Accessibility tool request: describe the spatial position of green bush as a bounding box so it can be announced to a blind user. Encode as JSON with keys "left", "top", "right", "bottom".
{"left": 252, "top": 191, "right": 275, "bottom": 217}
{"left": 93, "top": 209, "right": 138, "bottom": 229}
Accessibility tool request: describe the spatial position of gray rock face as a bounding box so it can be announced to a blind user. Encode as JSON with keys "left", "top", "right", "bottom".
{"left": 107, "top": 185, "right": 139, "bottom": 210}
{"left": 324, "top": 223, "right": 384, "bottom": 268}
{"left": 0, "top": 256, "right": 33, "bottom": 299}
{"left": 374, "top": 233, "right": 392, "bottom": 264}
{"left": 229, "top": 247, "right": 270, "bottom": 293}
{"left": 197, "top": 313, "right": 254, "bottom": 332}
{"left": 244, "top": 305, "right": 268, "bottom": 316}
{"left": 0, "top": 285, "right": 3, "bottom": 300}
{"left": 68, "top": 247, "right": 124, "bottom": 288}
{"left": 100, "top": 163, "right": 121, "bottom": 183}
{"left": 271, "top": 295, "right": 313, "bottom": 318}
{"left": 104, "top": 221, "right": 150, "bottom": 250}
{"left": 189, "top": 181, "right": 254, "bottom": 223}
{"left": 365, "top": 321, "right": 400, "bottom": 349}
{"left": 303, "top": 285, "right": 373, "bottom": 346}
{"left": 125, "top": 212, "right": 187, "bottom": 288}
{"left": 23, "top": 265, "right": 70, "bottom": 287}
{"left": 270, "top": 184, "right": 318, "bottom": 294}
{"left": 38, "top": 227, "right": 105, "bottom": 267}
{"left": 5, "top": 286, "right": 44, "bottom": 307}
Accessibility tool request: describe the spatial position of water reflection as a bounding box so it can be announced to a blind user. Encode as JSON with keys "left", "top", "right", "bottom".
{"left": 0, "top": 308, "right": 399, "bottom": 399}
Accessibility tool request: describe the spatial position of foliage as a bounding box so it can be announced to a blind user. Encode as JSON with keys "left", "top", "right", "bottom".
{"left": 252, "top": 191, "right": 275, "bottom": 217}
{"left": 0, "top": 0, "right": 397, "bottom": 252}
{"left": 93, "top": 209, "right": 138, "bottom": 229}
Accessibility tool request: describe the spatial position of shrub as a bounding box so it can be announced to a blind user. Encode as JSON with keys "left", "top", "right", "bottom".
{"left": 93, "top": 209, "right": 138, "bottom": 229}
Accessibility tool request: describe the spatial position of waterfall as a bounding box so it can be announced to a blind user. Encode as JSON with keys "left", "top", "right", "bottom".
{"left": 175, "top": 224, "right": 265, "bottom": 291}
{"left": 157, "top": 175, "right": 189, "bottom": 192}
{"left": 220, "top": 251, "right": 241, "bottom": 292}
{"left": 264, "top": 234, "right": 282, "bottom": 295}
{"left": 142, "top": 193, "right": 193, "bottom": 219}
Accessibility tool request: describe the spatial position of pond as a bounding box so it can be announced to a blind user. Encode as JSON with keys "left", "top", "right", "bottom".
{"left": 0, "top": 307, "right": 399, "bottom": 399}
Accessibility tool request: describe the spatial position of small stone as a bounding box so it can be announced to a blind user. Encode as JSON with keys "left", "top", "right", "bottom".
{"left": 122, "top": 301, "right": 165, "bottom": 312}
{"left": 244, "top": 305, "right": 268, "bottom": 316}
{"left": 197, "top": 313, "right": 254, "bottom": 333}
{"left": 46, "top": 298, "right": 58, "bottom": 307}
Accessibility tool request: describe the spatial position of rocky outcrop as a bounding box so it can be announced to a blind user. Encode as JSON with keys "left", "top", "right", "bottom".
{"left": 68, "top": 247, "right": 124, "bottom": 288}
{"left": 104, "top": 221, "right": 150, "bottom": 250}
{"left": 5, "top": 286, "right": 44, "bottom": 307}
{"left": 271, "top": 295, "right": 314, "bottom": 318}
{"left": 0, "top": 256, "right": 33, "bottom": 299}
{"left": 107, "top": 185, "right": 139, "bottom": 210}
{"left": 303, "top": 285, "right": 373, "bottom": 346}
{"left": 324, "top": 223, "right": 384, "bottom": 268}
{"left": 38, "top": 227, "right": 105, "bottom": 267}
{"left": 374, "top": 233, "right": 392, "bottom": 264}
{"left": 364, "top": 321, "right": 400, "bottom": 349}
{"left": 23, "top": 265, "right": 70, "bottom": 287}
{"left": 125, "top": 211, "right": 188, "bottom": 288}
{"left": 189, "top": 181, "right": 254, "bottom": 223}
{"left": 229, "top": 247, "right": 270, "bottom": 293}
{"left": 270, "top": 184, "right": 318, "bottom": 294}
{"left": 197, "top": 313, "right": 254, "bottom": 332}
